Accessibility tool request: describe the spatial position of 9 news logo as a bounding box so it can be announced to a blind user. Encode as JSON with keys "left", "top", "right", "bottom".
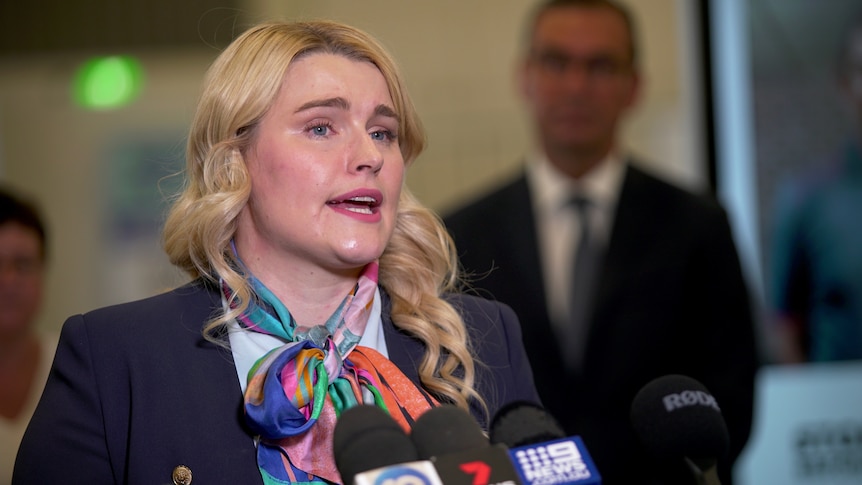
{"left": 374, "top": 465, "right": 438, "bottom": 485}
{"left": 513, "top": 440, "right": 593, "bottom": 485}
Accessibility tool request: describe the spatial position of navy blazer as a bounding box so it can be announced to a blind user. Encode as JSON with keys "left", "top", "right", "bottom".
{"left": 444, "top": 164, "right": 760, "bottom": 484}
{"left": 14, "top": 279, "right": 539, "bottom": 485}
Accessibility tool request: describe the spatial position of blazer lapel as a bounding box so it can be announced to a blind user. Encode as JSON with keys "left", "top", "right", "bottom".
{"left": 589, "top": 164, "right": 669, "bottom": 339}
{"left": 500, "top": 175, "right": 547, "bottom": 308}
{"left": 499, "top": 174, "right": 563, "bottom": 374}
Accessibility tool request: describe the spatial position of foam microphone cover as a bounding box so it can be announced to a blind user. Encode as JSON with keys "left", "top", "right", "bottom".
{"left": 333, "top": 404, "right": 420, "bottom": 480}
{"left": 489, "top": 400, "right": 567, "bottom": 448}
{"left": 629, "top": 374, "right": 730, "bottom": 465}
{"left": 410, "top": 404, "right": 489, "bottom": 459}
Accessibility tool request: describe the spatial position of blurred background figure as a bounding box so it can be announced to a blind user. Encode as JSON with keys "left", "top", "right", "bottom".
{"left": 0, "top": 185, "right": 56, "bottom": 484}
{"left": 444, "top": 1, "right": 760, "bottom": 483}
{"left": 768, "top": 11, "right": 862, "bottom": 364}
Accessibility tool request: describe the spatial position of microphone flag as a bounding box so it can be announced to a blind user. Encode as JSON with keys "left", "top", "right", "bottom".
{"left": 507, "top": 436, "right": 601, "bottom": 485}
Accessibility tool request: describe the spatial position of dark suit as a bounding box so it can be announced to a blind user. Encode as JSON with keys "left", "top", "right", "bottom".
{"left": 444, "top": 164, "right": 760, "bottom": 484}
{"left": 14, "top": 279, "right": 539, "bottom": 484}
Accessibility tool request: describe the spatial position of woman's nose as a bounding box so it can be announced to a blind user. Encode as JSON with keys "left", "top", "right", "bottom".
{"left": 349, "top": 131, "right": 384, "bottom": 174}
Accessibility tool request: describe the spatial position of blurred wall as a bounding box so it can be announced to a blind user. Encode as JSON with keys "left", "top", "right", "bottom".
{"left": 0, "top": 0, "right": 703, "bottom": 332}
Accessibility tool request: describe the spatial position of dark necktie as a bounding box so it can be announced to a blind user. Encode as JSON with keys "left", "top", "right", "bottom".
{"left": 564, "top": 194, "right": 601, "bottom": 372}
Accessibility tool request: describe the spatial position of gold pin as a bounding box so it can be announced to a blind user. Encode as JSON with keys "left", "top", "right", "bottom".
{"left": 172, "top": 465, "right": 192, "bottom": 485}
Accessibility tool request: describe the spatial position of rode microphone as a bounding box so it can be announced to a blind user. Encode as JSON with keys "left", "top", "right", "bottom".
{"left": 629, "top": 375, "right": 730, "bottom": 485}
{"left": 333, "top": 404, "right": 443, "bottom": 485}
{"left": 489, "top": 401, "right": 601, "bottom": 485}
{"left": 411, "top": 404, "right": 522, "bottom": 485}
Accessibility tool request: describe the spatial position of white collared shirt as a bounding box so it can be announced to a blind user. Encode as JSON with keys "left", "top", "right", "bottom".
{"left": 525, "top": 151, "right": 626, "bottom": 335}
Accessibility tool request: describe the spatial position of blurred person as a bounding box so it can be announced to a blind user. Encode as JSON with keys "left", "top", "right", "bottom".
{"left": 0, "top": 186, "right": 56, "bottom": 485}
{"left": 769, "top": 11, "right": 862, "bottom": 363}
{"left": 14, "top": 20, "right": 540, "bottom": 484}
{"left": 444, "top": 1, "right": 759, "bottom": 483}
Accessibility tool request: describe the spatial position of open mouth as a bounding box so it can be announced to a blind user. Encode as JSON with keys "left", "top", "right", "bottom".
{"left": 327, "top": 195, "right": 380, "bottom": 215}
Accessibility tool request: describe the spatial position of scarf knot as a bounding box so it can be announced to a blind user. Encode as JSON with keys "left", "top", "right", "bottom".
{"left": 224, "top": 261, "right": 438, "bottom": 484}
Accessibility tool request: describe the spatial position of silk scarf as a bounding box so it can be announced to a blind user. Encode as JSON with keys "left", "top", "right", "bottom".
{"left": 223, "top": 261, "right": 437, "bottom": 484}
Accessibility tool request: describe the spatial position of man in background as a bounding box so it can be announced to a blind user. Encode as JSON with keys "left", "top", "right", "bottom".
{"left": 444, "top": 1, "right": 760, "bottom": 482}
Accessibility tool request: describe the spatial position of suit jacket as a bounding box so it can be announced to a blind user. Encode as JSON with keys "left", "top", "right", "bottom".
{"left": 13, "top": 279, "right": 539, "bottom": 485}
{"left": 444, "top": 164, "right": 760, "bottom": 484}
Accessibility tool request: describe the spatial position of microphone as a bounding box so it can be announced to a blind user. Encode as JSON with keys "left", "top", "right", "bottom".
{"left": 489, "top": 401, "right": 602, "bottom": 485}
{"left": 629, "top": 374, "right": 730, "bottom": 485}
{"left": 333, "top": 404, "right": 443, "bottom": 485}
{"left": 411, "top": 404, "right": 522, "bottom": 485}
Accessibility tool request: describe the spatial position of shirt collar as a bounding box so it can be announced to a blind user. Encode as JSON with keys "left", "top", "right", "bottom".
{"left": 526, "top": 149, "right": 627, "bottom": 213}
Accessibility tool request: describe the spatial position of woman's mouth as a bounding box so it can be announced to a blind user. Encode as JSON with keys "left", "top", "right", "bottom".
{"left": 327, "top": 195, "right": 379, "bottom": 215}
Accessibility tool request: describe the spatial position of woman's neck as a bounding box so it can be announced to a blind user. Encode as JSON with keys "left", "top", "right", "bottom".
{"left": 231, "top": 238, "right": 364, "bottom": 326}
{"left": 259, "top": 273, "right": 358, "bottom": 327}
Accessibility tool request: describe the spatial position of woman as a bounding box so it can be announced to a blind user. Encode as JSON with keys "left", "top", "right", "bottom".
{"left": 14, "top": 20, "right": 539, "bottom": 484}
{"left": 0, "top": 187, "right": 57, "bottom": 485}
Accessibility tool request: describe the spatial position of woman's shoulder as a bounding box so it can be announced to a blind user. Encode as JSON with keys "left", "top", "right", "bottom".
{"left": 443, "top": 292, "right": 518, "bottom": 328}
{"left": 87, "top": 279, "right": 217, "bottom": 315}
{"left": 66, "top": 278, "right": 220, "bottom": 337}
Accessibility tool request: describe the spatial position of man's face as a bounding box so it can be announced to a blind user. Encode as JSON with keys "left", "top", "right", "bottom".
{"left": 520, "top": 6, "right": 639, "bottom": 159}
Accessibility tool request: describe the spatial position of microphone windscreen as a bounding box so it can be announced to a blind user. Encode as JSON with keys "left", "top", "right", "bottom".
{"left": 629, "top": 374, "right": 730, "bottom": 464}
{"left": 489, "top": 401, "right": 566, "bottom": 447}
{"left": 410, "top": 404, "right": 489, "bottom": 459}
{"left": 333, "top": 404, "right": 419, "bottom": 480}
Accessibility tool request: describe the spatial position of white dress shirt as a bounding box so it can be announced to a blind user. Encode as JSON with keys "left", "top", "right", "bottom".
{"left": 525, "top": 151, "right": 626, "bottom": 338}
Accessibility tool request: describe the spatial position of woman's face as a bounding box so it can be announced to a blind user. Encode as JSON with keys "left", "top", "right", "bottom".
{"left": 236, "top": 53, "right": 404, "bottom": 279}
{"left": 0, "top": 222, "right": 43, "bottom": 340}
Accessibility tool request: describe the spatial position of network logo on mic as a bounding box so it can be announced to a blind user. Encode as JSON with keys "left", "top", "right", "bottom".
{"left": 509, "top": 437, "right": 601, "bottom": 485}
{"left": 662, "top": 390, "right": 721, "bottom": 412}
{"left": 363, "top": 462, "right": 444, "bottom": 485}
{"left": 430, "top": 444, "right": 521, "bottom": 485}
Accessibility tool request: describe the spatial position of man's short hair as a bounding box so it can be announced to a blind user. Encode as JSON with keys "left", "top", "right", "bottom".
{"left": 523, "top": 0, "right": 639, "bottom": 66}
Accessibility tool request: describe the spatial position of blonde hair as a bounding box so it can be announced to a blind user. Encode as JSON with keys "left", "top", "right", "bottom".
{"left": 162, "top": 20, "right": 484, "bottom": 413}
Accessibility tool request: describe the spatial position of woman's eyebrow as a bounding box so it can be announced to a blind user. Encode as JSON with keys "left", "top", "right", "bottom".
{"left": 295, "top": 96, "right": 349, "bottom": 113}
{"left": 294, "top": 97, "right": 399, "bottom": 122}
{"left": 375, "top": 104, "right": 399, "bottom": 122}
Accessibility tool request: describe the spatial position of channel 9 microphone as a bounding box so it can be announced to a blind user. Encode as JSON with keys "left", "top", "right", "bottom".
{"left": 410, "top": 404, "right": 522, "bottom": 485}
{"left": 489, "top": 401, "right": 601, "bottom": 485}
{"left": 629, "top": 375, "right": 730, "bottom": 485}
{"left": 333, "top": 404, "right": 443, "bottom": 485}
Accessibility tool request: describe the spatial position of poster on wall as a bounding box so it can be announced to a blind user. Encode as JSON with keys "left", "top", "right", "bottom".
{"left": 710, "top": 0, "right": 862, "bottom": 482}
{"left": 101, "top": 133, "right": 187, "bottom": 304}
{"left": 748, "top": 0, "right": 862, "bottom": 366}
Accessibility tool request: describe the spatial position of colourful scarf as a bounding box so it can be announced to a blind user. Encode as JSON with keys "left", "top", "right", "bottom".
{"left": 225, "top": 261, "right": 437, "bottom": 484}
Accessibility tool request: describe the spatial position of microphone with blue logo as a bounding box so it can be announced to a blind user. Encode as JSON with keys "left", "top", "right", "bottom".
{"left": 489, "top": 401, "right": 601, "bottom": 485}
{"left": 333, "top": 404, "right": 443, "bottom": 485}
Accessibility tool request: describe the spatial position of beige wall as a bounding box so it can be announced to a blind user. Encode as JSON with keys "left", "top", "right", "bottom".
{"left": 0, "top": 0, "right": 703, "bottom": 332}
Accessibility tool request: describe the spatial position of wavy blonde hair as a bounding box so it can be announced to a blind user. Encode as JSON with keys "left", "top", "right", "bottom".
{"left": 162, "top": 20, "right": 484, "bottom": 413}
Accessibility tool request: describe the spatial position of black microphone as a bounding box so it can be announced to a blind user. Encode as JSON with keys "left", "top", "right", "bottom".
{"left": 629, "top": 374, "right": 729, "bottom": 485}
{"left": 411, "top": 404, "right": 522, "bottom": 485}
{"left": 489, "top": 401, "right": 602, "bottom": 485}
{"left": 333, "top": 404, "right": 443, "bottom": 485}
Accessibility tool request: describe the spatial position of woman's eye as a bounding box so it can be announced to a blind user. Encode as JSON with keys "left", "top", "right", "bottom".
{"left": 371, "top": 130, "right": 395, "bottom": 142}
{"left": 311, "top": 125, "right": 329, "bottom": 136}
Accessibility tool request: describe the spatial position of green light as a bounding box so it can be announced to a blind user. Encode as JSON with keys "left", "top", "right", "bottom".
{"left": 73, "top": 56, "right": 144, "bottom": 110}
